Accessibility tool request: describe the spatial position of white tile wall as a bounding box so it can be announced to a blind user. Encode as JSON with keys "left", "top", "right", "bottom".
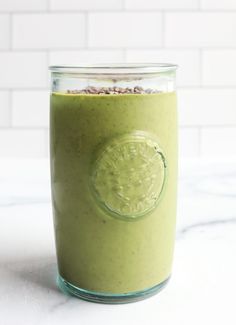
{"left": 50, "top": 0, "right": 124, "bottom": 11}
{"left": 13, "top": 14, "right": 86, "bottom": 49}
{"left": 202, "top": 50, "right": 236, "bottom": 86}
{"left": 178, "top": 89, "right": 236, "bottom": 126}
{"left": 126, "top": 0, "right": 199, "bottom": 10}
{"left": 126, "top": 50, "right": 200, "bottom": 86}
{"left": 0, "top": 0, "right": 48, "bottom": 12}
{"left": 88, "top": 13, "right": 162, "bottom": 48}
{"left": 0, "top": 15, "right": 10, "bottom": 49}
{"left": 179, "top": 128, "right": 200, "bottom": 157}
{"left": 200, "top": 0, "right": 236, "bottom": 10}
{"left": 0, "top": 52, "right": 48, "bottom": 88}
{"left": 49, "top": 50, "right": 124, "bottom": 65}
{"left": 0, "top": 129, "right": 45, "bottom": 157}
{"left": 165, "top": 13, "right": 236, "bottom": 47}
{"left": 201, "top": 127, "right": 236, "bottom": 156}
{"left": 0, "top": 91, "right": 10, "bottom": 127}
{"left": 12, "top": 91, "right": 49, "bottom": 127}
{"left": 0, "top": 1, "right": 236, "bottom": 158}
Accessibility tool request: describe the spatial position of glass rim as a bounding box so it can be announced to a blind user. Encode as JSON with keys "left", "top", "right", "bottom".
{"left": 49, "top": 63, "right": 178, "bottom": 75}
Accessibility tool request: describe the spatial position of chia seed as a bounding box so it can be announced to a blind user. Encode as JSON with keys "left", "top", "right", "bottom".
{"left": 66, "top": 86, "right": 161, "bottom": 95}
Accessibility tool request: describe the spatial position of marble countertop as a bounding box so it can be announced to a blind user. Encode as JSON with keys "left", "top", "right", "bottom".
{"left": 0, "top": 158, "right": 235, "bottom": 325}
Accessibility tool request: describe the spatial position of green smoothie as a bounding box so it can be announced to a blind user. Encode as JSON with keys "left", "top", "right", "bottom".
{"left": 50, "top": 90, "right": 177, "bottom": 294}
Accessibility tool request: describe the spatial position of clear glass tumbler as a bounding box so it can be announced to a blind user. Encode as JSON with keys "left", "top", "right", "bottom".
{"left": 49, "top": 64, "right": 178, "bottom": 303}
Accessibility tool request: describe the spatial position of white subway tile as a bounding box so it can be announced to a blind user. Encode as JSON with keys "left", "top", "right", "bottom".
{"left": 202, "top": 50, "right": 236, "bottom": 86}
{"left": 126, "top": 0, "right": 199, "bottom": 10}
{"left": 0, "top": 129, "right": 45, "bottom": 157}
{"left": 49, "top": 50, "right": 124, "bottom": 65}
{"left": 165, "top": 13, "right": 236, "bottom": 47}
{"left": 0, "top": 52, "right": 47, "bottom": 88}
{"left": 126, "top": 50, "right": 200, "bottom": 86}
{"left": 13, "top": 14, "right": 86, "bottom": 49}
{"left": 201, "top": 127, "right": 236, "bottom": 156}
{"left": 88, "top": 13, "right": 162, "bottom": 48}
{"left": 0, "top": 91, "right": 10, "bottom": 127}
{"left": 0, "top": 14, "right": 10, "bottom": 49}
{"left": 50, "top": 0, "right": 123, "bottom": 10}
{"left": 178, "top": 89, "right": 236, "bottom": 126}
{"left": 200, "top": 0, "right": 236, "bottom": 10}
{"left": 0, "top": 0, "right": 47, "bottom": 11}
{"left": 12, "top": 91, "right": 49, "bottom": 127}
{"left": 179, "top": 128, "right": 200, "bottom": 157}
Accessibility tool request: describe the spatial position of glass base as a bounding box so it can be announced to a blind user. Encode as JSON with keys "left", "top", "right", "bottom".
{"left": 57, "top": 274, "right": 170, "bottom": 304}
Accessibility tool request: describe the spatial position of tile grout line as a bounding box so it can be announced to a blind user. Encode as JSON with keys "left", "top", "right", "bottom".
{"left": 198, "top": 0, "right": 202, "bottom": 10}
{"left": 45, "top": 19, "right": 50, "bottom": 159}
{"left": 8, "top": 89, "right": 13, "bottom": 128}
{"left": 46, "top": 49, "right": 50, "bottom": 92}
{"left": 178, "top": 85, "right": 236, "bottom": 90}
{"left": 3, "top": 9, "right": 236, "bottom": 14}
{"left": 85, "top": 11, "right": 89, "bottom": 49}
{"left": 46, "top": 49, "right": 50, "bottom": 69}
{"left": 47, "top": 0, "right": 51, "bottom": 12}
{"left": 3, "top": 47, "right": 236, "bottom": 52}
{"left": 122, "top": 0, "right": 126, "bottom": 10}
{"left": 0, "top": 88, "right": 50, "bottom": 91}
{"left": 180, "top": 125, "right": 236, "bottom": 128}
{"left": 198, "top": 126, "right": 202, "bottom": 156}
{"left": 162, "top": 11, "right": 165, "bottom": 48}
{"left": 0, "top": 127, "right": 50, "bottom": 131}
{"left": 123, "top": 48, "right": 127, "bottom": 62}
{"left": 199, "top": 48, "right": 203, "bottom": 87}
{"left": 9, "top": 13, "right": 13, "bottom": 50}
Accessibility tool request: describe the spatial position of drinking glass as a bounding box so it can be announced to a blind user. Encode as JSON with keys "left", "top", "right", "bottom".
{"left": 49, "top": 64, "right": 178, "bottom": 303}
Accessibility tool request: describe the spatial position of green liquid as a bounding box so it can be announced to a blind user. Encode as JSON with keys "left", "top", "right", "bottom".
{"left": 50, "top": 92, "right": 177, "bottom": 294}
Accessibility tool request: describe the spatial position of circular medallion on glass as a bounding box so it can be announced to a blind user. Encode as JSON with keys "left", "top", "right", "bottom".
{"left": 91, "top": 132, "right": 167, "bottom": 221}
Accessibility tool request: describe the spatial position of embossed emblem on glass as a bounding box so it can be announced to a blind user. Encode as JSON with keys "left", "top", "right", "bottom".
{"left": 91, "top": 132, "right": 167, "bottom": 220}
